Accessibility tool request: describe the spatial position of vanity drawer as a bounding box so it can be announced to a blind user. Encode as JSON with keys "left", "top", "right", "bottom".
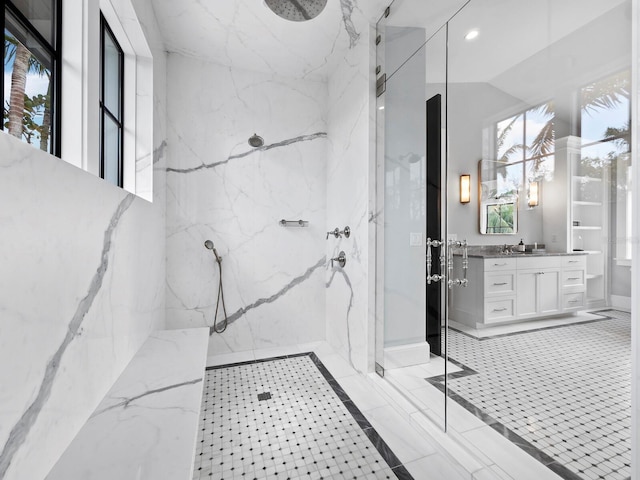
{"left": 563, "top": 292, "right": 585, "bottom": 310}
{"left": 484, "top": 258, "right": 516, "bottom": 271}
{"left": 562, "top": 269, "right": 585, "bottom": 289}
{"left": 485, "top": 298, "right": 515, "bottom": 323}
{"left": 484, "top": 272, "right": 516, "bottom": 296}
{"left": 517, "top": 256, "right": 561, "bottom": 270}
{"left": 562, "top": 255, "right": 587, "bottom": 269}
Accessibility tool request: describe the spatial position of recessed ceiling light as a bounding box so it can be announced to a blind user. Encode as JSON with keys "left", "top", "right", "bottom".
{"left": 465, "top": 29, "right": 479, "bottom": 41}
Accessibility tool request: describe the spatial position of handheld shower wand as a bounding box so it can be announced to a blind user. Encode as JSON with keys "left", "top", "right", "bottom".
{"left": 204, "top": 240, "right": 228, "bottom": 333}
{"left": 204, "top": 239, "right": 222, "bottom": 263}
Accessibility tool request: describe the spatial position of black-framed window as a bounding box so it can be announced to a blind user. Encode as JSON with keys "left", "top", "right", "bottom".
{"left": 100, "top": 14, "right": 124, "bottom": 187}
{"left": 2, "top": 0, "right": 61, "bottom": 155}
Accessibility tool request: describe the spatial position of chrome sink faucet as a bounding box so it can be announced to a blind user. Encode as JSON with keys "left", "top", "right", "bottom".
{"left": 500, "top": 244, "right": 514, "bottom": 255}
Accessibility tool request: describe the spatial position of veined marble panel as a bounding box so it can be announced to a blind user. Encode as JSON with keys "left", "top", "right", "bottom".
{"left": 0, "top": 2, "right": 167, "bottom": 476}
{"left": 325, "top": 7, "right": 379, "bottom": 374}
{"left": 0, "top": 132, "right": 165, "bottom": 479}
{"left": 165, "top": 55, "right": 328, "bottom": 353}
{"left": 46, "top": 329, "right": 208, "bottom": 480}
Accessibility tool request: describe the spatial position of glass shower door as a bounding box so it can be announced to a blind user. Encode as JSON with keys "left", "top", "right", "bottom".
{"left": 374, "top": 1, "right": 458, "bottom": 432}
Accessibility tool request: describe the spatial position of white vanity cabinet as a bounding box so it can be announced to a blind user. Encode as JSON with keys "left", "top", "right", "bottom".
{"left": 515, "top": 257, "right": 561, "bottom": 319}
{"left": 450, "top": 254, "right": 586, "bottom": 328}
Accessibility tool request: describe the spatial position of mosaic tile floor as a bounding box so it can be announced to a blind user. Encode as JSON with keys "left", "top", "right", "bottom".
{"left": 193, "top": 353, "right": 413, "bottom": 480}
{"left": 431, "top": 310, "right": 631, "bottom": 480}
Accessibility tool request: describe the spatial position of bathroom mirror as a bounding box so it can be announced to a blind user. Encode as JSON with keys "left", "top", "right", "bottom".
{"left": 479, "top": 159, "right": 519, "bottom": 234}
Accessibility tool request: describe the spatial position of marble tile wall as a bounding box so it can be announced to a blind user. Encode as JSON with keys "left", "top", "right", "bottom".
{"left": 0, "top": 2, "right": 167, "bottom": 478}
{"left": 325, "top": 3, "right": 384, "bottom": 374}
{"left": 165, "top": 55, "right": 328, "bottom": 354}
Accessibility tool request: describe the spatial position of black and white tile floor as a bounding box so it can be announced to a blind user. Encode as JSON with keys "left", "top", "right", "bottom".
{"left": 193, "top": 353, "right": 413, "bottom": 480}
{"left": 434, "top": 310, "right": 631, "bottom": 480}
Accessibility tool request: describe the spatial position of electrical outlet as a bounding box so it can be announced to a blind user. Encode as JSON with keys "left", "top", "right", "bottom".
{"left": 410, "top": 233, "right": 423, "bottom": 246}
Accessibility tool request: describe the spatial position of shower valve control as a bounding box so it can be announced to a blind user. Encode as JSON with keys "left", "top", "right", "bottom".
{"left": 331, "top": 251, "right": 347, "bottom": 268}
{"left": 326, "top": 226, "right": 351, "bottom": 240}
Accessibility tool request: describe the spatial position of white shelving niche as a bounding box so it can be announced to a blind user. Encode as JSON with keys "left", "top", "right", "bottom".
{"left": 543, "top": 136, "right": 609, "bottom": 308}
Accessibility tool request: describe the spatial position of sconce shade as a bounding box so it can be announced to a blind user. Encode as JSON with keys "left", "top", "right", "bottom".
{"left": 529, "top": 181, "right": 539, "bottom": 207}
{"left": 460, "top": 174, "right": 471, "bottom": 204}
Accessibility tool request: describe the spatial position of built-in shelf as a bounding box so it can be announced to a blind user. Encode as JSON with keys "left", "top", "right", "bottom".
{"left": 573, "top": 175, "right": 603, "bottom": 183}
{"left": 573, "top": 201, "right": 603, "bottom": 206}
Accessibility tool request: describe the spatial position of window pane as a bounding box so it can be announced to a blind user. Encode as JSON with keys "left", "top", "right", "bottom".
{"left": 103, "top": 113, "right": 121, "bottom": 186}
{"left": 496, "top": 113, "right": 523, "bottom": 163}
{"left": 495, "top": 162, "right": 522, "bottom": 199}
{"left": 103, "top": 28, "right": 121, "bottom": 118}
{"left": 581, "top": 71, "right": 630, "bottom": 144}
{"left": 9, "top": 0, "right": 55, "bottom": 46}
{"left": 3, "top": 27, "right": 53, "bottom": 152}
{"left": 525, "top": 102, "right": 554, "bottom": 158}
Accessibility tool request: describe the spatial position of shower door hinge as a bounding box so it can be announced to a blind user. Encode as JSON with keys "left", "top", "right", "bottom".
{"left": 384, "top": 6, "right": 390, "bottom": 18}
{"left": 376, "top": 74, "right": 386, "bottom": 97}
{"left": 376, "top": 65, "right": 381, "bottom": 75}
{"left": 375, "top": 362, "right": 385, "bottom": 378}
{"left": 376, "top": 34, "right": 381, "bottom": 45}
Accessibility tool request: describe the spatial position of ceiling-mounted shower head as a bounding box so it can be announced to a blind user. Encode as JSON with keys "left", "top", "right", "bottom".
{"left": 248, "top": 133, "right": 264, "bottom": 148}
{"left": 265, "top": 0, "right": 327, "bottom": 22}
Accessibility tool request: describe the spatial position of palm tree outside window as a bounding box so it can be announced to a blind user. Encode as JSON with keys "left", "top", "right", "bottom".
{"left": 2, "top": 0, "right": 61, "bottom": 155}
{"left": 495, "top": 101, "right": 556, "bottom": 200}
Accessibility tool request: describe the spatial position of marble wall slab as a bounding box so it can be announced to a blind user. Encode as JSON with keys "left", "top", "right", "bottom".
{"left": 325, "top": 5, "right": 381, "bottom": 374}
{"left": 165, "top": 55, "right": 328, "bottom": 353}
{"left": 0, "top": 137, "right": 165, "bottom": 479}
{"left": 0, "top": 1, "right": 167, "bottom": 477}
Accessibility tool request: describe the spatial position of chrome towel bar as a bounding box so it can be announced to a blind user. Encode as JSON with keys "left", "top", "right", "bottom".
{"left": 280, "top": 219, "right": 309, "bottom": 227}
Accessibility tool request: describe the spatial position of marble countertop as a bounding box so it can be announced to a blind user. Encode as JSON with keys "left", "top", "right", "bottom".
{"left": 46, "top": 328, "right": 209, "bottom": 480}
{"left": 465, "top": 251, "right": 588, "bottom": 259}
{"left": 453, "top": 245, "right": 589, "bottom": 259}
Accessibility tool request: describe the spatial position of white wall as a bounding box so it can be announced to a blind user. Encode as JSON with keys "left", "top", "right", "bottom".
{"left": 0, "top": 1, "right": 167, "bottom": 478}
{"left": 382, "top": 27, "right": 427, "bottom": 347}
{"left": 444, "top": 82, "right": 545, "bottom": 246}
{"left": 164, "top": 55, "right": 328, "bottom": 354}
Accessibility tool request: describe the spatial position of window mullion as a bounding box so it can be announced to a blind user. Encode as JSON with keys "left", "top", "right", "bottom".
{"left": 5, "top": 1, "right": 56, "bottom": 54}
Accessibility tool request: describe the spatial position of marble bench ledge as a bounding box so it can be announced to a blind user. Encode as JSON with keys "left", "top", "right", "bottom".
{"left": 46, "top": 328, "right": 209, "bottom": 480}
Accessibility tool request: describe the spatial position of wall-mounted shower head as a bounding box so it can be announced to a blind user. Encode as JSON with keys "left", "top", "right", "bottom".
{"left": 248, "top": 133, "right": 264, "bottom": 148}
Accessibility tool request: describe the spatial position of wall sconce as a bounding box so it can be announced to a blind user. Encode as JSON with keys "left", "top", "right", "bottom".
{"left": 528, "top": 181, "right": 539, "bottom": 207}
{"left": 460, "top": 174, "right": 471, "bottom": 204}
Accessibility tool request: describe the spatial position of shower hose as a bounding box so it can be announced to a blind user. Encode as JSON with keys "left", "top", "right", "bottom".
{"left": 212, "top": 255, "right": 228, "bottom": 333}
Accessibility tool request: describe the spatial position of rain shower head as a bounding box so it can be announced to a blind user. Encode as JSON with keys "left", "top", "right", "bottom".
{"left": 265, "top": 0, "right": 327, "bottom": 22}
{"left": 248, "top": 133, "right": 264, "bottom": 148}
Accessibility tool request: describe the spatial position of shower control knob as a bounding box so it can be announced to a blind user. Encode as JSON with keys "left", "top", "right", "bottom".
{"left": 331, "top": 251, "right": 347, "bottom": 268}
{"left": 326, "top": 228, "right": 341, "bottom": 239}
